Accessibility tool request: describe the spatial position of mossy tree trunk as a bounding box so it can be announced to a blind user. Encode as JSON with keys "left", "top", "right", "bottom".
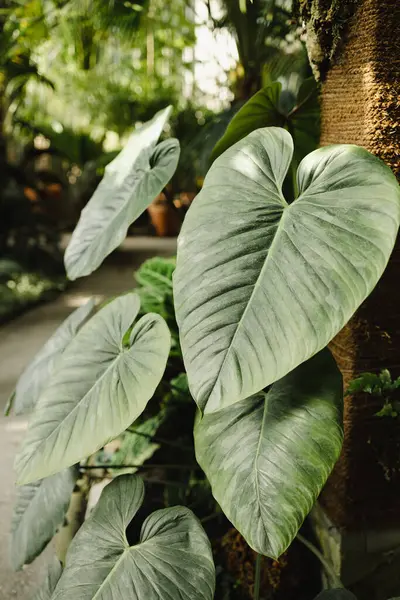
{"left": 301, "top": 1, "right": 400, "bottom": 597}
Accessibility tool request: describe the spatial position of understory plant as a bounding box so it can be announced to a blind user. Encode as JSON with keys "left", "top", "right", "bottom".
{"left": 7, "top": 93, "right": 400, "bottom": 600}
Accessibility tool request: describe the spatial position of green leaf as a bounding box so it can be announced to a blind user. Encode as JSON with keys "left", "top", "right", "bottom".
{"left": 15, "top": 293, "right": 171, "bottom": 484}
{"left": 314, "top": 591, "right": 357, "bottom": 600}
{"left": 52, "top": 475, "right": 216, "bottom": 600}
{"left": 289, "top": 77, "right": 320, "bottom": 168}
{"left": 32, "top": 557, "right": 63, "bottom": 600}
{"left": 10, "top": 468, "right": 77, "bottom": 570}
{"left": 135, "top": 256, "right": 175, "bottom": 315}
{"left": 12, "top": 299, "right": 96, "bottom": 415}
{"left": 64, "top": 107, "right": 180, "bottom": 280}
{"left": 134, "top": 256, "right": 176, "bottom": 291}
{"left": 210, "top": 78, "right": 320, "bottom": 167}
{"left": 210, "top": 83, "right": 284, "bottom": 162}
{"left": 346, "top": 373, "right": 381, "bottom": 395}
{"left": 175, "top": 127, "right": 400, "bottom": 413}
{"left": 194, "top": 350, "right": 343, "bottom": 559}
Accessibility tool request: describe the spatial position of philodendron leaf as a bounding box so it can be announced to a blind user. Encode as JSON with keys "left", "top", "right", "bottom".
{"left": 64, "top": 106, "right": 180, "bottom": 280}
{"left": 11, "top": 299, "right": 95, "bottom": 415}
{"left": 210, "top": 82, "right": 284, "bottom": 162}
{"left": 11, "top": 468, "right": 77, "bottom": 570}
{"left": 15, "top": 293, "right": 170, "bottom": 484}
{"left": 210, "top": 78, "right": 320, "bottom": 167}
{"left": 32, "top": 557, "right": 63, "bottom": 600}
{"left": 314, "top": 591, "right": 357, "bottom": 599}
{"left": 175, "top": 127, "right": 400, "bottom": 413}
{"left": 52, "top": 475, "right": 216, "bottom": 600}
{"left": 195, "top": 349, "right": 343, "bottom": 559}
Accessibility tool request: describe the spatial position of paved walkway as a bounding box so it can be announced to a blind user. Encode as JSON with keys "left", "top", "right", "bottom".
{"left": 0, "top": 237, "right": 176, "bottom": 599}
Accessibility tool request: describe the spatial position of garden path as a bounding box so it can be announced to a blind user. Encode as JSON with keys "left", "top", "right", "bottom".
{"left": 0, "top": 236, "right": 176, "bottom": 599}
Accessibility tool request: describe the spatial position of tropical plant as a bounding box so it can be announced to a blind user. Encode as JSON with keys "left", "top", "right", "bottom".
{"left": 215, "top": 0, "right": 305, "bottom": 99}
{"left": 8, "top": 101, "right": 400, "bottom": 600}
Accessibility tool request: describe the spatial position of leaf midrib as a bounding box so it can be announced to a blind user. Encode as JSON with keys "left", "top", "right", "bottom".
{"left": 28, "top": 346, "right": 128, "bottom": 463}
{"left": 76, "top": 159, "right": 151, "bottom": 260}
{"left": 206, "top": 200, "right": 290, "bottom": 410}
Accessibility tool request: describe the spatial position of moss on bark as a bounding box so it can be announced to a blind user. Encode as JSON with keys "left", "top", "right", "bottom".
{"left": 295, "top": 0, "right": 360, "bottom": 79}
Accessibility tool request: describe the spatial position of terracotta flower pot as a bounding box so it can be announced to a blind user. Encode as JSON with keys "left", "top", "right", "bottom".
{"left": 147, "top": 193, "right": 181, "bottom": 237}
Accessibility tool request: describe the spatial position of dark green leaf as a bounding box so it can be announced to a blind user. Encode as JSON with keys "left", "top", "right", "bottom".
{"left": 314, "top": 591, "right": 357, "bottom": 600}
{"left": 210, "top": 82, "right": 284, "bottom": 162}
{"left": 194, "top": 350, "right": 343, "bottom": 558}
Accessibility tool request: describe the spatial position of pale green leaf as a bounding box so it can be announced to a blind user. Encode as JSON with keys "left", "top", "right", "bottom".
{"left": 32, "top": 557, "right": 63, "bottom": 600}
{"left": 15, "top": 293, "right": 170, "bottom": 484}
{"left": 64, "top": 106, "right": 180, "bottom": 280}
{"left": 195, "top": 350, "right": 343, "bottom": 559}
{"left": 11, "top": 468, "right": 77, "bottom": 570}
{"left": 175, "top": 127, "right": 400, "bottom": 413}
{"left": 12, "top": 299, "right": 96, "bottom": 415}
{"left": 52, "top": 475, "right": 216, "bottom": 600}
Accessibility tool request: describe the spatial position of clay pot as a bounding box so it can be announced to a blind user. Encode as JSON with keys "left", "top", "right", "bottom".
{"left": 147, "top": 193, "right": 181, "bottom": 237}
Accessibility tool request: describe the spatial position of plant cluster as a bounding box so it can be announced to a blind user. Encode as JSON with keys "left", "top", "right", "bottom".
{"left": 7, "top": 86, "right": 400, "bottom": 600}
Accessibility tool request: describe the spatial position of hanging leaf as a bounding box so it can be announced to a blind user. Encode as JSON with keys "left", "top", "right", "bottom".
{"left": 64, "top": 106, "right": 180, "bottom": 280}
{"left": 52, "top": 475, "right": 216, "bottom": 600}
{"left": 174, "top": 127, "right": 400, "bottom": 413}
{"left": 195, "top": 350, "right": 343, "bottom": 559}
{"left": 10, "top": 468, "right": 77, "bottom": 570}
{"left": 32, "top": 557, "right": 63, "bottom": 600}
{"left": 11, "top": 299, "right": 96, "bottom": 415}
{"left": 210, "top": 78, "right": 320, "bottom": 166}
{"left": 15, "top": 293, "right": 171, "bottom": 485}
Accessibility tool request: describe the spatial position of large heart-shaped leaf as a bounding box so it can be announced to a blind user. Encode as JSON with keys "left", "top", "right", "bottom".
{"left": 32, "top": 557, "right": 63, "bottom": 600}
{"left": 11, "top": 299, "right": 95, "bottom": 416}
{"left": 314, "top": 591, "right": 357, "bottom": 600}
{"left": 15, "top": 293, "right": 170, "bottom": 484}
{"left": 64, "top": 106, "right": 180, "bottom": 280}
{"left": 10, "top": 468, "right": 77, "bottom": 570}
{"left": 194, "top": 350, "right": 343, "bottom": 559}
{"left": 175, "top": 127, "right": 400, "bottom": 413}
{"left": 52, "top": 474, "right": 215, "bottom": 600}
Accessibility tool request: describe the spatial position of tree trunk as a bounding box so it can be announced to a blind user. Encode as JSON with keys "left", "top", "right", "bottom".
{"left": 301, "top": 0, "right": 400, "bottom": 597}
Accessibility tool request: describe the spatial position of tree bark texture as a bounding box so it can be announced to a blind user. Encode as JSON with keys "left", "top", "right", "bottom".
{"left": 307, "top": 0, "right": 400, "bottom": 531}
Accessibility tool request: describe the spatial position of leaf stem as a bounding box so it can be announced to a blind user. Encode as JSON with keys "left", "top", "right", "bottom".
{"left": 297, "top": 533, "right": 343, "bottom": 589}
{"left": 200, "top": 512, "right": 220, "bottom": 524}
{"left": 254, "top": 553, "right": 262, "bottom": 600}
{"left": 126, "top": 427, "right": 192, "bottom": 451}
